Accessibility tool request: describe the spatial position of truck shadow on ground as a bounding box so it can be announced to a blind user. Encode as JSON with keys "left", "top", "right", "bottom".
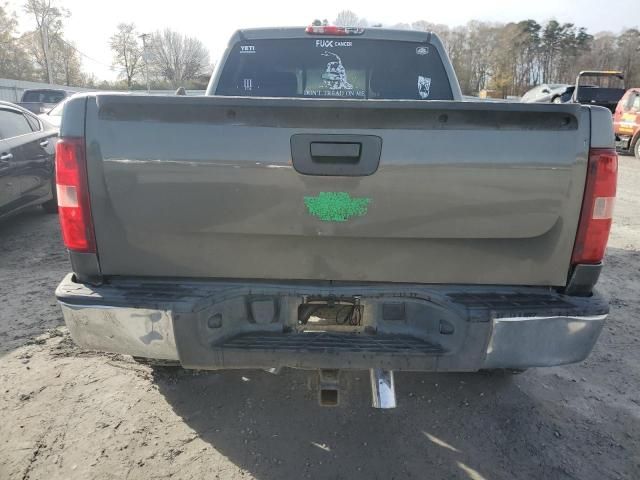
{"left": 152, "top": 365, "right": 633, "bottom": 480}
{"left": 148, "top": 246, "right": 639, "bottom": 480}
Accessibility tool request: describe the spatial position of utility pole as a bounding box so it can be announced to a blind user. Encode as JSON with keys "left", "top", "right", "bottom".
{"left": 139, "top": 33, "right": 151, "bottom": 94}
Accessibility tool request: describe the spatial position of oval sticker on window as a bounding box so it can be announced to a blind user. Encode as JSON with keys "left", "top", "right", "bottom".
{"left": 416, "top": 46, "right": 429, "bottom": 55}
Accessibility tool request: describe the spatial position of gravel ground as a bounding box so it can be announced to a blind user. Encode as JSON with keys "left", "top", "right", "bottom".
{"left": 1, "top": 158, "right": 639, "bottom": 480}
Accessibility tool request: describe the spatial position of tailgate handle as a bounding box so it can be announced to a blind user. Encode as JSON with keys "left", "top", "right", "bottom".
{"left": 310, "top": 142, "right": 361, "bottom": 163}
{"left": 291, "top": 134, "right": 382, "bottom": 176}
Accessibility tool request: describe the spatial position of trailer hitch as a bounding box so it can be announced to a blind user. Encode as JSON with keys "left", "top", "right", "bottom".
{"left": 317, "top": 368, "right": 397, "bottom": 408}
{"left": 318, "top": 369, "right": 340, "bottom": 406}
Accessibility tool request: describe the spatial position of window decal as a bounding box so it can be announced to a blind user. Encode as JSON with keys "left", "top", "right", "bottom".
{"left": 321, "top": 51, "right": 353, "bottom": 90}
{"left": 418, "top": 76, "right": 431, "bottom": 99}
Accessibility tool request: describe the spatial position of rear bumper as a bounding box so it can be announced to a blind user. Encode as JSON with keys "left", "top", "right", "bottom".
{"left": 56, "top": 274, "right": 608, "bottom": 371}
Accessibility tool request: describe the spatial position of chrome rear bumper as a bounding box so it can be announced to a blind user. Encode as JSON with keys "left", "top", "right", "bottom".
{"left": 484, "top": 314, "right": 606, "bottom": 369}
{"left": 59, "top": 302, "right": 179, "bottom": 360}
{"left": 56, "top": 274, "right": 608, "bottom": 370}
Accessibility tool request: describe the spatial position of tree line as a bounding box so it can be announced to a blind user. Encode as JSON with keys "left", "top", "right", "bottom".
{"left": 0, "top": 0, "right": 212, "bottom": 90}
{"left": 1, "top": 0, "right": 84, "bottom": 85}
{"left": 414, "top": 19, "right": 639, "bottom": 97}
{"left": 1, "top": 3, "right": 638, "bottom": 95}
{"left": 334, "top": 10, "right": 640, "bottom": 97}
{"left": 108, "top": 23, "right": 211, "bottom": 89}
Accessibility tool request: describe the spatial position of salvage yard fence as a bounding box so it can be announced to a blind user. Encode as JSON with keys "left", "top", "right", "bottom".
{"left": 0, "top": 78, "right": 94, "bottom": 103}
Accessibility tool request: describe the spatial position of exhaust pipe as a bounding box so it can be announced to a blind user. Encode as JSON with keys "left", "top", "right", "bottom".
{"left": 370, "top": 368, "right": 396, "bottom": 409}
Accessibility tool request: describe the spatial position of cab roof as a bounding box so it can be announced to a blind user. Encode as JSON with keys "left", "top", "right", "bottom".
{"left": 229, "top": 26, "right": 433, "bottom": 45}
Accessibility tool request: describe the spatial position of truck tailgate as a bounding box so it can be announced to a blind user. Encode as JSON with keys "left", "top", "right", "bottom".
{"left": 85, "top": 95, "right": 589, "bottom": 285}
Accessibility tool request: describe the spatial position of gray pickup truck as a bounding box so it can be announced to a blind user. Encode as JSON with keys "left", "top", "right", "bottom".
{"left": 54, "top": 27, "right": 617, "bottom": 408}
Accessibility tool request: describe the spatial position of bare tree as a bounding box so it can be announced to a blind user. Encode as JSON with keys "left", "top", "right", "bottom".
{"left": 110, "top": 23, "right": 142, "bottom": 88}
{"left": 0, "top": 4, "right": 35, "bottom": 80}
{"left": 23, "top": 0, "right": 67, "bottom": 83}
{"left": 54, "top": 37, "right": 83, "bottom": 86}
{"left": 334, "top": 10, "right": 367, "bottom": 27}
{"left": 148, "top": 29, "right": 210, "bottom": 88}
{"left": 616, "top": 29, "right": 640, "bottom": 88}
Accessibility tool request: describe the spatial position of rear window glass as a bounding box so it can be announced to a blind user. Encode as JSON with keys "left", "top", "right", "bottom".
{"left": 216, "top": 38, "right": 453, "bottom": 100}
{"left": 21, "top": 90, "right": 66, "bottom": 104}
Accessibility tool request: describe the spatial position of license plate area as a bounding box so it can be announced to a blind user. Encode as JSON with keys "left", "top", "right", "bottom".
{"left": 297, "top": 296, "right": 365, "bottom": 333}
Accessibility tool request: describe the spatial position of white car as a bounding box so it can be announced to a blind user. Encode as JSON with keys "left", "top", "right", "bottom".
{"left": 38, "top": 96, "right": 67, "bottom": 129}
{"left": 521, "top": 84, "right": 570, "bottom": 103}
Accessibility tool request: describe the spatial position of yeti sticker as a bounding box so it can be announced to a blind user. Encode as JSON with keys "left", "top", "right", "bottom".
{"left": 418, "top": 76, "right": 431, "bottom": 99}
{"left": 321, "top": 51, "right": 353, "bottom": 90}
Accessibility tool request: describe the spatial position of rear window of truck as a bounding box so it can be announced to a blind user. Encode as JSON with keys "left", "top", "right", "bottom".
{"left": 216, "top": 38, "right": 453, "bottom": 100}
{"left": 21, "top": 90, "right": 66, "bottom": 103}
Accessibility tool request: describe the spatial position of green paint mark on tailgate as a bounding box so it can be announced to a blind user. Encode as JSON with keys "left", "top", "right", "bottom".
{"left": 304, "top": 192, "right": 371, "bottom": 222}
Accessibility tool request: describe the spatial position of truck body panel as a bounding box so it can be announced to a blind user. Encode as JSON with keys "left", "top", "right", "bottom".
{"left": 54, "top": 27, "right": 616, "bottom": 380}
{"left": 85, "top": 95, "right": 588, "bottom": 286}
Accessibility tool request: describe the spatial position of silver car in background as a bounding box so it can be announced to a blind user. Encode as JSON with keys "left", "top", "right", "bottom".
{"left": 521, "top": 83, "right": 570, "bottom": 103}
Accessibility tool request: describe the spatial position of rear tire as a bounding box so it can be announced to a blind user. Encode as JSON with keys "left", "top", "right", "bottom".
{"left": 635, "top": 139, "right": 640, "bottom": 160}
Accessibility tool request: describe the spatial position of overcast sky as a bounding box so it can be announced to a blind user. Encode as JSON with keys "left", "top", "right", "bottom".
{"left": 7, "top": 0, "right": 639, "bottom": 81}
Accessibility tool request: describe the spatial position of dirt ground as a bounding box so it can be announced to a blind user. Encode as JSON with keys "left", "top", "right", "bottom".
{"left": 1, "top": 159, "right": 639, "bottom": 480}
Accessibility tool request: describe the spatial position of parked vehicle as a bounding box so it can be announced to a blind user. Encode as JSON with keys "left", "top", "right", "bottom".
{"left": 568, "top": 71, "right": 626, "bottom": 113}
{"left": 38, "top": 99, "right": 65, "bottom": 129}
{"left": 521, "top": 83, "right": 570, "bottom": 103}
{"left": 40, "top": 93, "right": 142, "bottom": 129}
{"left": 614, "top": 87, "right": 640, "bottom": 159}
{"left": 38, "top": 93, "right": 85, "bottom": 129}
{"left": 0, "top": 101, "right": 58, "bottom": 218}
{"left": 54, "top": 26, "right": 617, "bottom": 408}
{"left": 18, "top": 88, "right": 73, "bottom": 114}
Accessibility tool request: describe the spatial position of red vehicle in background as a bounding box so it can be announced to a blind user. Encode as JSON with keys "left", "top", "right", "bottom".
{"left": 614, "top": 88, "right": 640, "bottom": 159}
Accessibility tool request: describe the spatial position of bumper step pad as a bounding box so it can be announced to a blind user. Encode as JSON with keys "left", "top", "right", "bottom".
{"left": 219, "top": 332, "right": 444, "bottom": 355}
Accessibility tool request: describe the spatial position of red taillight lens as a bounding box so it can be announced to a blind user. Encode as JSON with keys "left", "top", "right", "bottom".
{"left": 571, "top": 148, "right": 618, "bottom": 265}
{"left": 55, "top": 138, "right": 96, "bottom": 253}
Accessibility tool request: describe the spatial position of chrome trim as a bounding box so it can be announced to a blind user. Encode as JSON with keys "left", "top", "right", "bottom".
{"left": 484, "top": 313, "right": 607, "bottom": 368}
{"left": 370, "top": 368, "right": 397, "bottom": 409}
{"left": 59, "top": 301, "right": 178, "bottom": 360}
{"left": 493, "top": 314, "right": 607, "bottom": 322}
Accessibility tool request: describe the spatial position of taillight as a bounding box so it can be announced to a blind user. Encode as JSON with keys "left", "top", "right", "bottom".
{"left": 571, "top": 148, "right": 618, "bottom": 265}
{"left": 55, "top": 137, "right": 96, "bottom": 253}
{"left": 305, "top": 25, "right": 365, "bottom": 36}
